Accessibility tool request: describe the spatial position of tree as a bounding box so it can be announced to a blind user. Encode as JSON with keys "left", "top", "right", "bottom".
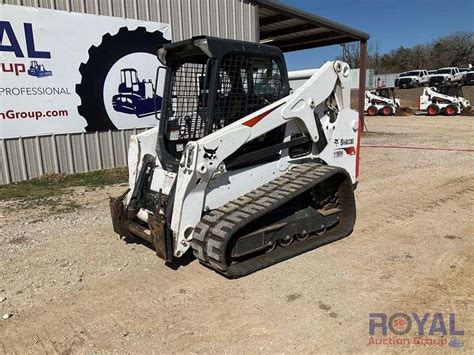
{"left": 339, "top": 42, "right": 381, "bottom": 69}
{"left": 338, "top": 32, "right": 473, "bottom": 73}
{"left": 431, "top": 32, "right": 473, "bottom": 67}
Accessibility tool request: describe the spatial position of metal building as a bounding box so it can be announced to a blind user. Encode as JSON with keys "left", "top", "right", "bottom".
{"left": 0, "top": 0, "right": 259, "bottom": 42}
{"left": 0, "top": 0, "right": 369, "bottom": 184}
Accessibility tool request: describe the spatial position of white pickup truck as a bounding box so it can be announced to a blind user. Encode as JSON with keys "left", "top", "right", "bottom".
{"left": 462, "top": 69, "right": 474, "bottom": 86}
{"left": 395, "top": 70, "right": 430, "bottom": 88}
{"left": 429, "top": 67, "right": 464, "bottom": 86}
{"left": 459, "top": 66, "right": 474, "bottom": 85}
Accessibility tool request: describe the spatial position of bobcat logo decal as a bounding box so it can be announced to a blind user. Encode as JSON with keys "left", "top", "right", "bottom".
{"left": 203, "top": 147, "right": 218, "bottom": 160}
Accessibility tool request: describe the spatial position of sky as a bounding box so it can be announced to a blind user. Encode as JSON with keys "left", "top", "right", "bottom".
{"left": 281, "top": 0, "right": 474, "bottom": 70}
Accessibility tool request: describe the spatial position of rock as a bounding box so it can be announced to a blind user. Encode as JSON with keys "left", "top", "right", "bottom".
{"left": 3, "top": 313, "right": 12, "bottom": 320}
{"left": 0, "top": 297, "right": 6, "bottom": 302}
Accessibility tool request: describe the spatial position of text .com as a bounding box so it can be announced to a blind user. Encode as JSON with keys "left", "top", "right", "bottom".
{"left": 0, "top": 109, "right": 68, "bottom": 120}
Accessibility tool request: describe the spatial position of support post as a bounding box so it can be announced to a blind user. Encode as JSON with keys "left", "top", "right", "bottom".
{"left": 356, "top": 40, "right": 368, "bottom": 178}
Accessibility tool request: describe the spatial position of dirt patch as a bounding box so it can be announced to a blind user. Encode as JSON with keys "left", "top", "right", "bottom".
{"left": 443, "top": 234, "right": 463, "bottom": 240}
{"left": 8, "top": 236, "right": 28, "bottom": 245}
{"left": 395, "top": 106, "right": 416, "bottom": 116}
{"left": 460, "top": 108, "right": 474, "bottom": 116}
{"left": 0, "top": 116, "right": 472, "bottom": 353}
{"left": 286, "top": 293, "right": 302, "bottom": 302}
{"left": 318, "top": 302, "right": 332, "bottom": 311}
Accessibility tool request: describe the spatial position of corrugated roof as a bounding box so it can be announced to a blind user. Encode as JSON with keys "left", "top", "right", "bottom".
{"left": 255, "top": 0, "right": 369, "bottom": 52}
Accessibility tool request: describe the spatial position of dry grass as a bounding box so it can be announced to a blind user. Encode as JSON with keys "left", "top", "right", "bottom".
{"left": 0, "top": 168, "right": 128, "bottom": 202}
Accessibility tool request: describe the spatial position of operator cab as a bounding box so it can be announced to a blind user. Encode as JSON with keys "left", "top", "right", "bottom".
{"left": 373, "top": 87, "right": 396, "bottom": 100}
{"left": 435, "top": 84, "right": 464, "bottom": 98}
{"left": 156, "top": 36, "right": 290, "bottom": 171}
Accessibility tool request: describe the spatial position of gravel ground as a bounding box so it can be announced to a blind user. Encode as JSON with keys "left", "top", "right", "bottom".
{"left": 0, "top": 116, "right": 472, "bottom": 353}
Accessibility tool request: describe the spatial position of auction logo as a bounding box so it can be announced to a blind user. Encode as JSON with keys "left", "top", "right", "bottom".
{"left": 0, "top": 21, "right": 51, "bottom": 76}
{"left": 368, "top": 312, "right": 464, "bottom": 348}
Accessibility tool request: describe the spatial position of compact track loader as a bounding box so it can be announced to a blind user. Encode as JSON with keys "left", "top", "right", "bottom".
{"left": 110, "top": 36, "right": 360, "bottom": 277}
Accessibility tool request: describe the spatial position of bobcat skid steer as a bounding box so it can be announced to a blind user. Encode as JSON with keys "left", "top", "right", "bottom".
{"left": 365, "top": 87, "right": 400, "bottom": 116}
{"left": 110, "top": 36, "right": 359, "bottom": 277}
{"left": 420, "top": 84, "right": 471, "bottom": 116}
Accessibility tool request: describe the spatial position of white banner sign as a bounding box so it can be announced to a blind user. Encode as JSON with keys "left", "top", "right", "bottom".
{"left": 0, "top": 5, "right": 171, "bottom": 138}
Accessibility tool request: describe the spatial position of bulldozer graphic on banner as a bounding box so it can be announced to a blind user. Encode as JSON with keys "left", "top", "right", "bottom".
{"left": 27, "top": 61, "right": 52, "bottom": 78}
{"left": 112, "top": 68, "right": 162, "bottom": 118}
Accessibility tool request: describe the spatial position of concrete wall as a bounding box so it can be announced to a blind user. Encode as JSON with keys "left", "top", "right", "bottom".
{"left": 374, "top": 73, "right": 400, "bottom": 88}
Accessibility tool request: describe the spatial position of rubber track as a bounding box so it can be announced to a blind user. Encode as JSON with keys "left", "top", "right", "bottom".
{"left": 191, "top": 162, "right": 345, "bottom": 276}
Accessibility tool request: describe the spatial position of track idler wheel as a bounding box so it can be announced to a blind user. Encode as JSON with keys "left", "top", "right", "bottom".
{"left": 316, "top": 228, "right": 328, "bottom": 236}
{"left": 265, "top": 241, "right": 277, "bottom": 253}
{"left": 278, "top": 235, "right": 294, "bottom": 247}
{"left": 295, "top": 233, "right": 309, "bottom": 241}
